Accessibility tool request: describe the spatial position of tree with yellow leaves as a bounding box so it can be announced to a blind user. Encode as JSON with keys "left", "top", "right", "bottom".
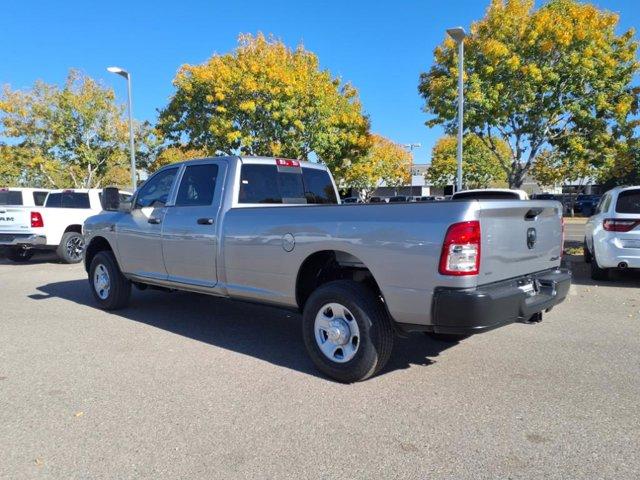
{"left": 0, "top": 70, "right": 154, "bottom": 188}
{"left": 419, "top": 0, "right": 639, "bottom": 188}
{"left": 158, "top": 33, "right": 370, "bottom": 183}
{"left": 428, "top": 134, "right": 509, "bottom": 188}
{"left": 342, "top": 134, "right": 411, "bottom": 199}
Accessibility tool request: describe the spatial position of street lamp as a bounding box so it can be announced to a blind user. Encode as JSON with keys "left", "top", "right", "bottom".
{"left": 403, "top": 143, "right": 422, "bottom": 195}
{"left": 446, "top": 26, "right": 466, "bottom": 192}
{"left": 107, "top": 66, "right": 136, "bottom": 191}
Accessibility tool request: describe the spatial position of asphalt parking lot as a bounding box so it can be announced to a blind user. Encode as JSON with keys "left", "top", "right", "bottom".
{"left": 1, "top": 250, "right": 639, "bottom": 479}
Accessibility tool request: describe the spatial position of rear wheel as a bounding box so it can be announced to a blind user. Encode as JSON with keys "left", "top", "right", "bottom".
{"left": 89, "top": 251, "right": 131, "bottom": 310}
{"left": 302, "top": 280, "right": 394, "bottom": 383}
{"left": 57, "top": 231, "right": 85, "bottom": 264}
{"left": 583, "top": 238, "right": 592, "bottom": 263}
{"left": 590, "top": 249, "right": 609, "bottom": 281}
{"left": 6, "top": 247, "right": 34, "bottom": 262}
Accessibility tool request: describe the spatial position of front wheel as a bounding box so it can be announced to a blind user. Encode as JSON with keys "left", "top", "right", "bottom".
{"left": 6, "top": 247, "right": 34, "bottom": 262}
{"left": 89, "top": 251, "right": 131, "bottom": 310}
{"left": 57, "top": 231, "right": 85, "bottom": 264}
{"left": 302, "top": 280, "right": 394, "bottom": 383}
{"left": 590, "top": 249, "right": 609, "bottom": 281}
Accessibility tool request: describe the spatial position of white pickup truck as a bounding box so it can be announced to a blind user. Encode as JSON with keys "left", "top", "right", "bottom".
{"left": 0, "top": 188, "right": 131, "bottom": 263}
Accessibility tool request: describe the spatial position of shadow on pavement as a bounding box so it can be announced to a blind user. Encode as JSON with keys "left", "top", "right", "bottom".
{"left": 29, "top": 279, "right": 458, "bottom": 381}
{"left": 0, "top": 250, "right": 61, "bottom": 266}
{"left": 564, "top": 253, "right": 640, "bottom": 288}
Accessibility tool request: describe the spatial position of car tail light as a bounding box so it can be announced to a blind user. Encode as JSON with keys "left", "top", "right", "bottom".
{"left": 31, "top": 211, "right": 44, "bottom": 228}
{"left": 603, "top": 218, "right": 640, "bottom": 232}
{"left": 275, "top": 158, "right": 300, "bottom": 167}
{"left": 439, "top": 221, "right": 481, "bottom": 276}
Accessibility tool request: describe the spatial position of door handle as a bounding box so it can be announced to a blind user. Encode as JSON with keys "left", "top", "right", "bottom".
{"left": 148, "top": 217, "right": 161, "bottom": 224}
{"left": 197, "top": 217, "right": 214, "bottom": 225}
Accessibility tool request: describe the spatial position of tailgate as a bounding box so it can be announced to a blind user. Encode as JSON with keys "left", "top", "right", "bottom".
{"left": 0, "top": 207, "right": 33, "bottom": 232}
{"left": 478, "top": 200, "right": 563, "bottom": 285}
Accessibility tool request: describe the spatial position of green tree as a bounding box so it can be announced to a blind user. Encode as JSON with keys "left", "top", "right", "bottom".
{"left": 427, "top": 134, "right": 508, "bottom": 188}
{"left": 419, "top": 0, "right": 639, "bottom": 188}
{"left": 158, "top": 33, "right": 370, "bottom": 183}
{"left": 148, "top": 145, "right": 208, "bottom": 173}
{"left": 0, "top": 69, "right": 153, "bottom": 188}
{"left": 342, "top": 134, "right": 411, "bottom": 199}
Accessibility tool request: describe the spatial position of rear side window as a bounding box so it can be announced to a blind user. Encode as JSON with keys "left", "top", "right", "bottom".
{"left": 238, "top": 164, "right": 336, "bottom": 204}
{"left": 301, "top": 168, "right": 337, "bottom": 204}
{"left": 0, "top": 190, "right": 23, "bottom": 205}
{"left": 175, "top": 164, "right": 219, "bottom": 207}
{"left": 453, "top": 191, "right": 519, "bottom": 200}
{"left": 33, "top": 191, "right": 48, "bottom": 206}
{"left": 45, "top": 192, "right": 90, "bottom": 208}
{"left": 616, "top": 190, "right": 640, "bottom": 214}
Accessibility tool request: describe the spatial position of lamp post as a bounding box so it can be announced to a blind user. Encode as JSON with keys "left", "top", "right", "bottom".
{"left": 107, "top": 66, "right": 136, "bottom": 191}
{"left": 403, "top": 143, "right": 422, "bottom": 196}
{"left": 446, "top": 27, "right": 466, "bottom": 192}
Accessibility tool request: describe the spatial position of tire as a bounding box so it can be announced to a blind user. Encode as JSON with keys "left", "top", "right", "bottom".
{"left": 302, "top": 280, "right": 394, "bottom": 383}
{"left": 590, "top": 249, "right": 609, "bottom": 281}
{"left": 583, "top": 238, "right": 592, "bottom": 264}
{"left": 6, "top": 247, "right": 34, "bottom": 262}
{"left": 89, "top": 251, "right": 131, "bottom": 310}
{"left": 424, "top": 332, "right": 469, "bottom": 343}
{"left": 57, "top": 231, "right": 85, "bottom": 264}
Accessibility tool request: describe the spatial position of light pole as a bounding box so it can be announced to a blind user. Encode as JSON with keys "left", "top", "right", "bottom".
{"left": 403, "top": 143, "right": 422, "bottom": 196}
{"left": 446, "top": 26, "right": 466, "bottom": 192}
{"left": 107, "top": 66, "right": 136, "bottom": 191}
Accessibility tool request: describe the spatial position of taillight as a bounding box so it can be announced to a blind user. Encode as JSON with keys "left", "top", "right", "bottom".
{"left": 603, "top": 218, "right": 640, "bottom": 232}
{"left": 31, "top": 211, "right": 44, "bottom": 228}
{"left": 439, "top": 221, "right": 481, "bottom": 276}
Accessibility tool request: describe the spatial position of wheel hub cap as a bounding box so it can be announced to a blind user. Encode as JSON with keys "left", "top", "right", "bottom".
{"left": 314, "top": 302, "right": 360, "bottom": 363}
{"left": 93, "top": 264, "right": 110, "bottom": 300}
{"left": 326, "top": 319, "right": 350, "bottom": 345}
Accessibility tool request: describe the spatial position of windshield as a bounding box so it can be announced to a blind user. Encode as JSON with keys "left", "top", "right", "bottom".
{"left": 616, "top": 189, "right": 640, "bottom": 214}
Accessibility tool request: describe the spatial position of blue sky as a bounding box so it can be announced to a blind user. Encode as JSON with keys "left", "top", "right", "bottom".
{"left": 1, "top": 0, "right": 638, "bottom": 164}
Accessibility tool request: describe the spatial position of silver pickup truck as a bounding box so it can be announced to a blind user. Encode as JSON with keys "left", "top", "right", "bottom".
{"left": 83, "top": 156, "right": 571, "bottom": 382}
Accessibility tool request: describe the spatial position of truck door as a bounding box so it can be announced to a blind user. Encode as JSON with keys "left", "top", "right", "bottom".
{"left": 161, "top": 161, "right": 226, "bottom": 287}
{"left": 116, "top": 166, "right": 179, "bottom": 279}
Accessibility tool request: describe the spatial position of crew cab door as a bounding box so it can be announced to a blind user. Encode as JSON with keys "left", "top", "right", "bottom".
{"left": 116, "top": 166, "right": 179, "bottom": 279}
{"left": 161, "top": 161, "right": 226, "bottom": 287}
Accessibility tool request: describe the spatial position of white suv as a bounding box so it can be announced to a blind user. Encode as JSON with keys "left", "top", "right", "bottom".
{"left": 584, "top": 186, "right": 640, "bottom": 280}
{"left": 0, "top": 188, "right": 131, "bottom": 263}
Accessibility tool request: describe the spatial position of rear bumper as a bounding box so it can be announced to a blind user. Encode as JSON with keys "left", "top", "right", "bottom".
{"left": 0, "top": 233, "right": 47, "bottom": 247}
{"left": 595, "top": 238, "right": 640, "bottom": 269}
{"left": 400, "top": 268, "right": 571, "bottom": 335}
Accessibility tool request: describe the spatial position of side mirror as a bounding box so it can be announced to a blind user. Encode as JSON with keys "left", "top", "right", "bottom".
{"left": 102, "top": 187, "right": 120, "bottom": 211}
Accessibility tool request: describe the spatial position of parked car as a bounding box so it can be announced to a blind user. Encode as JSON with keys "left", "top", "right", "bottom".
{"left": 531, "top": 193, "right": 562, "bottom": 201}
{"left": 574, "top": 194, "right": 601, "bottom": 217}
{"left": 584, "top": 186, "right": 640, "bottom": 280}
{"left": 368, "top": 196, "right": 388, "bottom": 203}
{"left": 0, "top": 188, "right": 131, "bottom": 263}
{"left": 388, "top": 195, "right": 416, "bottom": 203}
{"left": 82, "top": 156, "right": 570, "bottom": 382}
{"left": 341, "top": 196, "right": 362, "bottom": 204}
{"left": 0, "top": 187, "right": 50, "bottom": 207}
{"left": 452, "top": 189, "right": 529, "bottom": 200}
